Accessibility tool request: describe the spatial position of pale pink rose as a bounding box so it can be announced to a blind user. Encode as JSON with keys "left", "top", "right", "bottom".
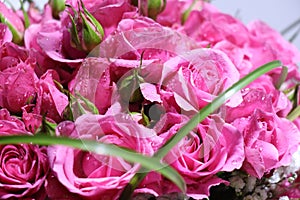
{"left": 213, "top": 40, "right": 253, "bottom": 76}
{"left": 0, "top": 63, "right": 38, "bottom": 114}
{"left": 48, "top": 113, "right": 161, "bottom": 199}
{"left": 247, "top": 20, "right": 300, "bottom": 82}
{"left": 159, "top": 115, "right": 244, "bottom": 199}
{"left": 0, "top": 109, "right": 49, "bottom": 199}
{"left": 232, "top": 109, "right": 300, "bottom": 178}
{"left": 0, "top": 24, "right": 12, "bottom": 46}
{"left": 182, "top": 5, "right": 250, "bottom": 47}
{"left": 160, "top": 48, "right": 241, "bottom": 114}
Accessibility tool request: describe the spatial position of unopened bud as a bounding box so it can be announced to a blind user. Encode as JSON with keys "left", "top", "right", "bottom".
{"left": 131, "top": 0, "right": 166, "bottom": 19}
{"left": 50, "top": 0, "right": 66, "bottom": 19}
{"left": 68, "top": 0, "right": 104, "bottom": 52}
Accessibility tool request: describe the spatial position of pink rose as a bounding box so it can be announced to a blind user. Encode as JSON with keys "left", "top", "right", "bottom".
{"left": 225, "top": 75, "right": 292, "bottom": 121}
{"left": 213, "top": 40, "right": 253, "bottom": 76}
{"left": 160, "top": 48, "right": 241, "bottom": 114}
{"left": 247, "top": 20, "right": 300, "bottom": 82}
{"left": 0, "top": 42, "right": 30, "bottom": 70}
{"left": 182, "top": 5, "right": 250, "bottom": 47}
{"left": 34, "top": 70, "right": 69, "bottom": 122}
{"left": 232, "top": 109, "right": 300, "bottom": 178}
{"left": 72, "top": 26, "right": 196, "bottom": 116}
{"left": 48, "top": 113, "right": 160, "bottom": 199}
{"left": 0, "top": 109, "right": 49, "bottom": 199}
{"left": 159, "top": 115, "right": 244, "bottom": 199}
{"left": 24, "top": 19, "right": 81, "bottom": 82}
{"left": 0, "top": 63, "right": 38, "bottom": 114}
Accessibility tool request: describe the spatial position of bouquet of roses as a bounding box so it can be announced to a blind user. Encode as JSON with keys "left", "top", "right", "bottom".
{"left": 0, "top": 0, "right": 300, "bottom": 199}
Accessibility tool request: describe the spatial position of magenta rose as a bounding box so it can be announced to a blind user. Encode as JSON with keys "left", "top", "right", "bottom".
{"left": 34, "top": 70, "right": 69, "bottom": 122}
{"left": 0, "top": 63, "right": 38, "bottom": 114}
{"left": 0, "top": 109, "right": 49, "bottom": 199}
{"left": 232, "top": 109, "right": 300, "bottom": 178}
{"left": 158, "top": 114, "right": 244, "bottom": 199}
{"left": 48, "top": 113, "right": 161, "bottom": 199}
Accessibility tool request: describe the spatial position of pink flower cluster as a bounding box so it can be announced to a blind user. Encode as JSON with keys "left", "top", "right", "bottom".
{"left": 0, "top": 0, "right": 300, "bottom": 199}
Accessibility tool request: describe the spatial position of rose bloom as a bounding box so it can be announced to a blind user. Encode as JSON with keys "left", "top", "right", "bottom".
{"left": 247, "top": 20, "right": 300, "bottom": 72}
{"left": 182, "top": 4, "right": 250, "bottom": 48}
{"left": 47, "top": 113, "right": 161, "bottom": 199}
{"left": 232, "top": 108, "right": 300, "bottom": 178}
{"left": 156, "top": 114, "right": 244, "bottom": 199}
{"left": 0, "top": 63, "right": 38, "bottom": 114}
{"left": 225, "top": 75, "right": 292, "bottom": 120}
{"left": 160, "top": 48, "right": 241, "bottom": 114}
{"left": 0, "top": 109, "right": 49, "bottom": 199}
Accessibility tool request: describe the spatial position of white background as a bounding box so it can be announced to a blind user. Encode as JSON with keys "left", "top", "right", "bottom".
{"left": 211, "top": 0, "right": 300, "bottom": 49}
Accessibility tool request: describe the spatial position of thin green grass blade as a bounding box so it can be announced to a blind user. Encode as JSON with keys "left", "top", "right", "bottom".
{"left": 287, "top": 105, "right": 300, "bottom": 121}
{"left": 0, "top": 135, "right": 186, "bottom": 192}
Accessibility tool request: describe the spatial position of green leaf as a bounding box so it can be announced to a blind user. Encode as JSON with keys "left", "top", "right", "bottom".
{"left": 0, "top": 134, "right": 186, "bottom": 192}
{"left": 120, "top": 60, "right": 282, "bottom": 199}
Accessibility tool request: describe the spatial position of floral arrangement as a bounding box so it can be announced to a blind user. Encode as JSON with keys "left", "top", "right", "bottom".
{"left": 0, "top": 0, "right": 300, "bottom": 199}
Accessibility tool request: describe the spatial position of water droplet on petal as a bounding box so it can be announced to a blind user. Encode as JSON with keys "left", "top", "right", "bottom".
{"left": 232, "top": 160, "right": 237, "bottom": 165}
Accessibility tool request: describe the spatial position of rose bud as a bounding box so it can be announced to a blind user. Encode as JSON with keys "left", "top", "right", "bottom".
{"left": 131, "top": 0, "right": 166, "bottom": 19}
{"left": 49, "top": 0, "right": 66, "bottom": 19}
{"left": 67, "top": 0, "right": 104, "bottom": 53}
{"left": 0, "top": 2, "right": 24, "bottom": 44}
